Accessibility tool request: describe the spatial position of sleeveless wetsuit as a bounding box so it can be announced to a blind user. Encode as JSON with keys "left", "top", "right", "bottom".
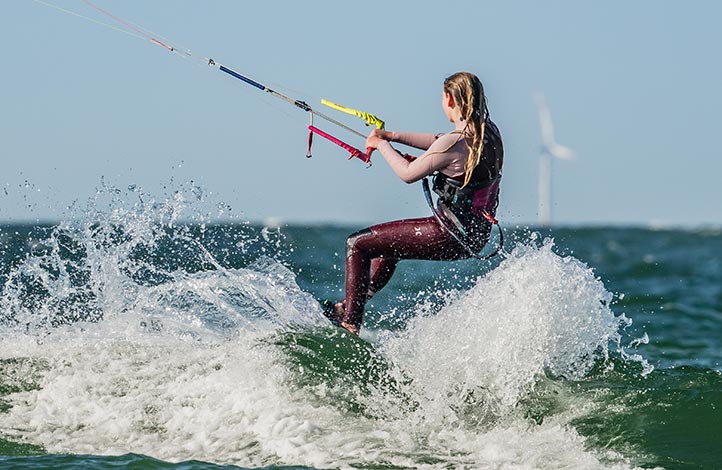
{"left": 341, "top": 120, "right": 504, "bottom": 330}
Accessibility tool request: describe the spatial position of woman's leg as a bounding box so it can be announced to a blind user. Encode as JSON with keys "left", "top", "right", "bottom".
{"left": 325, "top": 258, "right": 396, "bottom": 327}
{"left": 368, "top": 257, "right": 398, "bottom": 298}
{"left": 342, "top": 216, "right": 467, "bottom": 332}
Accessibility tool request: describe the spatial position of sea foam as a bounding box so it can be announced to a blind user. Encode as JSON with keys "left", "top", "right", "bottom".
{"left": 381, "top": 239, "right": 629, "bottom": 414}
{"left": 0, "top": 186, "right": 646, "bottom": 469}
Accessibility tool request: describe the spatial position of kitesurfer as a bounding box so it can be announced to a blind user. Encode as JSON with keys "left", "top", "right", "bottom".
{"left": 325, "top": 72, "right": 504, "bottom": 334}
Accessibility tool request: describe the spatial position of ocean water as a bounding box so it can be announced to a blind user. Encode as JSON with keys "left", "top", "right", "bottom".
{"left": 0, "top": 186, "right": 721, "bottom": 470}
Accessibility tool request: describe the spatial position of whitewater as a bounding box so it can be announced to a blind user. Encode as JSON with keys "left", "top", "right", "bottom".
{"left": 0, "top": 185, "right": 679, "bottom": 469}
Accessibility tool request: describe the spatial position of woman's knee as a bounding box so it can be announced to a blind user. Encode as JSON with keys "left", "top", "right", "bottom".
{"left": 346, "top": 227, "right": 373, "bottom": 257}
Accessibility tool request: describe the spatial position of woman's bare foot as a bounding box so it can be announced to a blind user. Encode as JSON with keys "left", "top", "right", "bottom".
{"left": 333, "top": 301, "right": 345, "bottom": 318}
{"left": 321, "top": 300, "right": 345, "bottom": 325}
{"left": 321, "top": 300, "right": 358, "bottom": 334}
{"left": 340, "top": 321, "right": 360, "bottom": 335}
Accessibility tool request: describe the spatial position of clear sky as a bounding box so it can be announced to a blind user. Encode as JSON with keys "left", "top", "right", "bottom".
{"left": 2, "top": 0, "right": 721, "bottom": 227}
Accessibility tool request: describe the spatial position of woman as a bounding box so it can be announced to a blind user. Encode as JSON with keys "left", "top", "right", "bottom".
{"left": 325, "top": 71, "right": 504, "bottom": 335}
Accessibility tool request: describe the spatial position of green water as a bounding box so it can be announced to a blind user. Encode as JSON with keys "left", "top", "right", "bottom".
{"left": 0, "top": 222, "right": 720, "bottom": 469}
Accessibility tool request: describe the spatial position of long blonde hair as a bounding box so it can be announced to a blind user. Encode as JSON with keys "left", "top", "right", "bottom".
{"left": 443, "top": 72, "right": 489, "bottom": 187}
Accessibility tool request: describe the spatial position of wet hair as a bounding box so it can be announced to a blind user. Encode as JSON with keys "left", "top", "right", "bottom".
{"left": 443, "top": 72, "right": 489, "bottom": 187}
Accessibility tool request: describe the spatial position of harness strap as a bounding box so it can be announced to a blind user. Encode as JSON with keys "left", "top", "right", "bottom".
{"left": 433, "top": 172, "right": 501, "bottom": 205}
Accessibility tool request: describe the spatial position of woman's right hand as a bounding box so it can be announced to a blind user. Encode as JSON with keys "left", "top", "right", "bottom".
{"left": 369, "top": 129, "right": 393, "bottom": 141}
{"left": 365, "top": 129, "right": 393, "bottom": 158}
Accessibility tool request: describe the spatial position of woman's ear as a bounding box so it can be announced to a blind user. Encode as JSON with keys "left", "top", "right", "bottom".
{"left": 445, "top": 92, "right": 456, "bottom": 109}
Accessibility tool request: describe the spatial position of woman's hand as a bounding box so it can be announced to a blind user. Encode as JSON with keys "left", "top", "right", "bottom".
{"left": 365, "top": 135, "right": 384, "bottom": 150}
{"left": 366, "top": 129, "right": 392, "bottom": 150}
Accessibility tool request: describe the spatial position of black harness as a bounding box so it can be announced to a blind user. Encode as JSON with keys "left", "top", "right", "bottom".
{"left": 432, "top": 172, "right": 501, "bottom": 212}
{"left": 423, "top": 178, "right": 503, "bottom": 260}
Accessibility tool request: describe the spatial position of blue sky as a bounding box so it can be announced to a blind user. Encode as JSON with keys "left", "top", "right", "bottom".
{"left": 2, "top": 1, "right": 721, "bottom": 227}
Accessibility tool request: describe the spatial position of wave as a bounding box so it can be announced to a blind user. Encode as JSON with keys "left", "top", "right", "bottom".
{"left": 0, "top": 185, "right": 672, "bottom": 469}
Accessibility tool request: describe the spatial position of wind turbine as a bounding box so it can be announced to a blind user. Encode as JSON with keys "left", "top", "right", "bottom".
{"left": 534, "top": 93, "right": 575, "bottom": 227}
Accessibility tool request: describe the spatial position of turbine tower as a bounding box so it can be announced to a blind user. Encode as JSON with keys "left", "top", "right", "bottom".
{"left": 534, "top": 93, "right": 575, "bottom": 227}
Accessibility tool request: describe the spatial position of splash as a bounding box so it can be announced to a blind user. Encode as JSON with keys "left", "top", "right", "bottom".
{"left": 381, "top": 239, "right": 646, "bottom": 418}
{"left": 0, "top": 184, "right": 648, "bottom": 469}
{"left": 0, "top": 181, "right": 321, "bottom": 335}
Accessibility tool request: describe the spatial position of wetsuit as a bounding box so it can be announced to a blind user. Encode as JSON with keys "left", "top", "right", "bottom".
{"left": 341, "top": 120, "right": 504, "bottom": 330}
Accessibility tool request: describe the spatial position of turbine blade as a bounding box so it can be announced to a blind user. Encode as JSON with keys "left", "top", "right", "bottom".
{"left": 535, "top": 92, "right": 575, "bottom": 159}
{"left": 534, "top": 92, "right": 556, "bottom": 146}
{"left": 548, "top": 143, "right": 575, "bottom": 160}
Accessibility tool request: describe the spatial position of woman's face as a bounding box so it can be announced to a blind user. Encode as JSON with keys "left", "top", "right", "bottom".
{"left": 442, "top": 90, "right": 455, "bottom": 123}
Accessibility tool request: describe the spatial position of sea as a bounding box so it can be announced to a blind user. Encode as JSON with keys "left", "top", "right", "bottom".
{"left": 0, "top": 184, "right": 721, "bottom": 470}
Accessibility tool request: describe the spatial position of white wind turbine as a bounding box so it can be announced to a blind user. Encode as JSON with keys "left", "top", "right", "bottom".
{"left": 534, "top": 93, "right": 575, "bottom": 227}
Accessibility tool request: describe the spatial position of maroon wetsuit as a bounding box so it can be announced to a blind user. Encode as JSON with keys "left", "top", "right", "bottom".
{"left": 341, "top": 120, "right": 504, "bottom": 329}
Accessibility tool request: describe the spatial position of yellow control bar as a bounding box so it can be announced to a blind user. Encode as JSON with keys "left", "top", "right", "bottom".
{"left": 321, "top": 99, "right": 385, "bottom": 130}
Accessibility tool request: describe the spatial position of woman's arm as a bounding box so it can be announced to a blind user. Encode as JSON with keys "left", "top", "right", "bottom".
{"left": 369, "top": 129, "right": 439, "bottom": 150}
{"left": 390, "top": 131, "right": 440, "bottom": 150}
{"left": 375, "top": 134, "right": 460, "bottom": 183}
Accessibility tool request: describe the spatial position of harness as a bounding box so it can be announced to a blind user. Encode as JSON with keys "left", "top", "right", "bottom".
{"left": 423, "top": 180, "right": 503, "bottom": 261}
{"left": 422, "top": 133, "right": 504, "bottom": 260}
{"left": 432, "top": 172, "right": 500, "bottom": 212}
